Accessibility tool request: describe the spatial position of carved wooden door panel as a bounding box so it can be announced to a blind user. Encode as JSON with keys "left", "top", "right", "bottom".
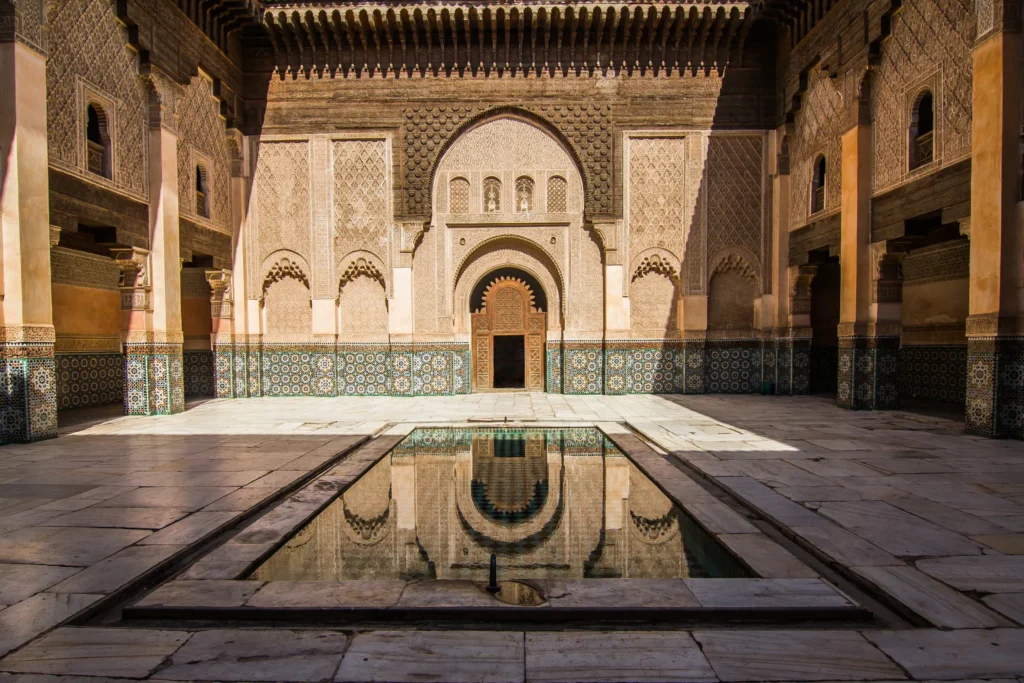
{"left": 471, "top": 276, "right": 546, "bottom": 392}
{"left": 472, "top": 314, "right": 491, "bottom": 391}
{"left": 526, "top": 312, "right": 546, "bottom": 391}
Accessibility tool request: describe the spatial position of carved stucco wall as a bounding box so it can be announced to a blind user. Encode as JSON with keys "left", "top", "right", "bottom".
{"left": 333, "top": 138, "right": 391, "bottom": 293}
{"left": 429, "top": 118, "right": 593, "bottom": 338}
{"left": 708, "top": 254, "right": 759, "bottom": 335}
{"left": 790, "top": 68, "right": 842, "bottom": 229}
{"left": 626, "top": 136, "right": 687, "bottom": 271}
{"left": 249, "top": 140, "right": 311, "bottom": 295}
{"left": 177, "top": 75, "right": 230, "bottom": 233}
{"left": 339, "top": 275, "right": 389, "bottom": 341}
{"left": 871, "top": 0, "right": 974, "bottom": 194}
{"left": 264, "top": 277, "right": 312, "bottom": 343}
{"left": 403, "top": 105, "right": 613, "bottom": 219}
{"left": 46, "top": 0, "right": 149, "bottom": 201}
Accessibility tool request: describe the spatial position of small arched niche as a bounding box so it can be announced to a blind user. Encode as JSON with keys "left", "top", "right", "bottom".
{"left": 909, "top": 90, "right": 934, "bottom": 170}
{"left": 810, "top": 155, "right": 826, "bottom": 215}
{"left": 195, "top": 165, "right": 210, "bottom": 218}
{"left": 86, "top": 103, "right": 111, "bottom": 179}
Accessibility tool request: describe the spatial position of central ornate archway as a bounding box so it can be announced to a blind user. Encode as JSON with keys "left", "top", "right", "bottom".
{"left": 472, "top": 274, "right": 546, "bottom": 391}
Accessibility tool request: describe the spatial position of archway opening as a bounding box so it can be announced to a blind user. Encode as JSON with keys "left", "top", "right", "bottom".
{"left": 471, "top": 268, "right": 547, "bottom": 392}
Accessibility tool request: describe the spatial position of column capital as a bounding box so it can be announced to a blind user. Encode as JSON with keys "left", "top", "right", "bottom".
{"left": 205, "top": 269, "right": 233, "bottom": 320}
{"left": 977, "top": 0, "right": 1022, "bottom": 43}
{"left": 838, "top": 60, "right": 874, "bottom": 132}
{"left": 146, "top": 70, "right": 184, "bottom": 135}
{"left": 49, "top": 225, "right": 60, "bottom": 248}
{"left": 870, "top": 240, "right": 908, "bottom": 305}
{"left": 398, "top": 220, "right": 427, "bottom": 254}
{"left": 111, "top": 247, "right": 152, "bottom": 311}
{"left": 0, "top": 0, "right": 48, "bottom": 56}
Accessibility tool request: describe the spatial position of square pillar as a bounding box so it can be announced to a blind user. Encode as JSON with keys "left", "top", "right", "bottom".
{"left": 966, "top": 19, "right": 1024, "bottom": 437}
{"left": 0, "top": 39, "right": 57, "bottom": 443}
{"left": 119, "top": 73, "right": 185, "bottom": 416}
{"left": 837, "top": 75, "right": 900, "bottom": 410}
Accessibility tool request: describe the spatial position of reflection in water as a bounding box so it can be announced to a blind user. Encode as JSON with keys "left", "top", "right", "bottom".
{"left": 251, "top": 428, "right": 749, "bottom": 582}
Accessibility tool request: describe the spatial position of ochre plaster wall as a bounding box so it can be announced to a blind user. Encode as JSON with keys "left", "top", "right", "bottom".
{"left": 181, "top": 297, "right": 213, "bottom": 338}
{"left": 51, "top": 284, "right": 120, "bottom": 337}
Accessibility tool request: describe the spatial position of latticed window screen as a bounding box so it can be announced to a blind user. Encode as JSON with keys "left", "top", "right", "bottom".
{"left": 483, "top": 177, "right": 502, "bottom": 212}
{"left": 450, "top": 177, "right": 470, "bottom": 213}
{"left": 547, "top": 176, "right": 567, "bottom": 212}
{"left": 515, "top": 177, "right": 534, "bottom": 213}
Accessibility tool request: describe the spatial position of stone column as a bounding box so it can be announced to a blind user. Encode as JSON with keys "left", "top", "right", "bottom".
{"left": 836, "top": 69, "right": 899, "bottom": 409}
{"left": 121, "top": 73, "right": 185, "bottom": 415}
{"left": 966, "top": 6, "right": 1024, "bottom": 437}
{"left": 391, "top": 222, "right": 422, "bottom": 342}
{"left": 0, "top": 28, "right": 57, "bottom": 443}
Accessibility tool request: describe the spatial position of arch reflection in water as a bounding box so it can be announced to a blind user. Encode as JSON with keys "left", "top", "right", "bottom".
{"left": 251, "top": 428, "right": 750, "bottom": 582}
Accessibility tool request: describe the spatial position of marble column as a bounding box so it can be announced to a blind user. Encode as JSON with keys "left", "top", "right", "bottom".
{"left": 0, "top": 33, "right": 57, "bottom": 443}
{"left": 121, "top": 73, "right": 185, "bottom": 415}
{"left": 965, "top": 8, "right": 1024, "bottom": 437}
{"left": 836, "top": 69, "right": 899, "bottom": 409}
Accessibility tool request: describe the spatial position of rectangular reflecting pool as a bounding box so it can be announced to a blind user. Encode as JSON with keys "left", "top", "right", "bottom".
{"left": 251, "top": 427, "right": 751, "bottom": 582}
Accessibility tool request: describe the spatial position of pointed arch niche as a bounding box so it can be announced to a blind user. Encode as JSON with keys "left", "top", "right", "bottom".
{"left": 261, "top": 252, "right": 312, "bottom": 343}
{"left": 337, "top": 252, "right": 389, "bottom": 341}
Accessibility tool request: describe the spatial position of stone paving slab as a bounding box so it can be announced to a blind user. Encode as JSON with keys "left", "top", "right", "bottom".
{"left": 524, "top": 631, "right": 716, "bottom": 683}
{"left": 0, "top": 594, "right": 103, "bottom": 658}
{"left": 159, "top": 629, "right": 349, "bottom": 682}
{"left": 335, "top": 630, "right": 524, "bottom": 683}
{"left": 692, "top": 629, "right": 907, "bottom": 681}
{"left": 0, "top": 628, "right": 189, "bottom": 677}
{"left": 865, "top": 629, "right": 1024, "bottom": 679}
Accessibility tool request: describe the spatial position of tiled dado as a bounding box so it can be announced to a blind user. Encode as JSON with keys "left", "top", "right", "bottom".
{"left": 966, "top": 337, "right": 1024, "bottom": 439}
{"left": 604, "top": 342, "right": 684, "bottom": 395}
{"left": 1, "top": 345, "right": 58, "bottom": 444}
{"left": 705, "top": 340, "right": 763, "bottom": 394}
{"left": 766, "top": 338, "right": 812, "bottom": 395}
{"left": 899, "top": 346, "right": 967, "bottom": 405}
{"left": 214, "top": 343, "right": 471, "bottom": 398}
{"left": 56, "top": 354, "right": 124, "bottom": 410}
{"left": 124, "top": 345, "right": 185, "bottom": 416}
{"left": 184, "top": 351, "right": 215, "bottom": 398}
{"left": 837, "top": 336, "right": 899, "bottom": 410}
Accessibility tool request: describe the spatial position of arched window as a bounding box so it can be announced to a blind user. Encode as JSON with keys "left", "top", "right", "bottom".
{"left": 515, "top": 176, "right": 534, "bottom": 213}
{"left": 86, "top": 104, "right": 111, "bottom": 179}
{"left": 910, "top": 90, "right": 934, "bottom": 170}
{"left": 811, "top": 155, "right": 826, "bottom": 215}
{"left": 547, "top": 176, "right": 567, "bottom": 212}
{"left": 449, "top": 177, "right": 470, "bottom": 213}
{"left": 483, "top": 177, "right": 501, "bottom": 213}
{"left": 195, "top": 165, "right": 210, "bottom": 218}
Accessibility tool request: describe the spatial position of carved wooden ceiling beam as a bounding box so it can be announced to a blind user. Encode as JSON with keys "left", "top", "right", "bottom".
{"left": 261, "top": 3, "right": 756, "bottom": 78}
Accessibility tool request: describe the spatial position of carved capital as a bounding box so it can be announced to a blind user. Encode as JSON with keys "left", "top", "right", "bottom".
{"left": 49, "top": 225, "right": 60, "bottom": 248}
{"left": 958, "top": 216, "right": 971, "bottom": 239}
{"left": 205, "top": 269, "right": 233, "bottom": 319}
{"left": 0, "top": 0, "right": 47, "bottom": 55}
{"left": 588, "top": 220, "right": 620, "bottom": 253}
{"left": 226, "top": 129, "right": 245, "bottom": 178}
{"left": 839, "top": 61, "right": 873, "bottom": 132}
{"left": 398, "top": 220, "right": 427, "bottom": 254}
{"left": 111, "top": 247, "right": 152, "bottom": 311}
{"left": 870, "top": 241, "right": 907, "bottom": 304}
{"left": 788, "top": 264, "right": 818, "bottom": 314}
{"left": 146, "top": 71, "right": 183, "bottom": 134}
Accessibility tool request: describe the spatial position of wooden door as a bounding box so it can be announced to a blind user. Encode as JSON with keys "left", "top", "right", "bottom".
{"left": 471, "top": 276, "right": 546, "bottom": 391}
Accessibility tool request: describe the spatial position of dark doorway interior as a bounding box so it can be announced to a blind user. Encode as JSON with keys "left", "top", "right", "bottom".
{"left": 810, "top": 258, "right": 840, "bottom": 396}
{"left": 493, "top": 335, "right": 525, "bottom": 388}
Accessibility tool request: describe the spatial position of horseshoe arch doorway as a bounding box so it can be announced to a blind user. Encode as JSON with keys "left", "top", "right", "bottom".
{"left": 471, "top": 269, "right": 547, "bottom": 392}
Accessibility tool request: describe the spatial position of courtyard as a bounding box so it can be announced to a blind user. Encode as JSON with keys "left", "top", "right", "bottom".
{"left": 0, "top": 393, "right": 1023, "bottom": 681}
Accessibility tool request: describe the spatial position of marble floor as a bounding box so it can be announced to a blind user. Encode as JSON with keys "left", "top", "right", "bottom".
{"left": 2, "top": 393, "right": 1024, "bottom": 682}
